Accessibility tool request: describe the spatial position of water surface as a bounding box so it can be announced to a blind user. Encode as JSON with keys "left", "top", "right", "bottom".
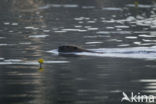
{"left": 0, "top": 0, "right": 156, "bottom": 104}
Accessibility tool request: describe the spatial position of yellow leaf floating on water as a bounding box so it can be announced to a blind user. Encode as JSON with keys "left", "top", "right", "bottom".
{"left": 38, "top": 58, "right": 44, "bottom": 64}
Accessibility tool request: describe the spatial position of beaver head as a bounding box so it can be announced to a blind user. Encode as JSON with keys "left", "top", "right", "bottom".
{"left": 58, "top": 45, "right": 84, "bottom": 52}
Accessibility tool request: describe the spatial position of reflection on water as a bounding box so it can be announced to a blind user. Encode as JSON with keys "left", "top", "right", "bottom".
{"left": 0, "top": 0, "right": 156, "bottom": 104}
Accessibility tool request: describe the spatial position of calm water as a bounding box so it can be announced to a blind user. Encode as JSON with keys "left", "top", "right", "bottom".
{"left": 0, "top": 0, "right": 156, "bottom": 104}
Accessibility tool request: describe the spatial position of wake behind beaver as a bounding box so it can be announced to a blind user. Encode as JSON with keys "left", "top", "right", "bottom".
{"left": 48, "top": 45, "right": 156, "bottom": 60}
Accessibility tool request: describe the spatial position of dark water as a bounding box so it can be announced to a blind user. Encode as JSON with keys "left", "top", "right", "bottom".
{"left": 0, "top": 0, "right": 156, "bottom": 104}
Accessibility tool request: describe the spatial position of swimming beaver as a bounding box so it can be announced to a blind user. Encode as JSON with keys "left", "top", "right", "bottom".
{"left": 58, "top": 45, "right": 92, "bottom": 53}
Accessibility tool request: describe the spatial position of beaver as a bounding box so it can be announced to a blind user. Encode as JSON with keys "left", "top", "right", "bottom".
{"left": 58, "top": 45, "right": 93, "bottom": 53}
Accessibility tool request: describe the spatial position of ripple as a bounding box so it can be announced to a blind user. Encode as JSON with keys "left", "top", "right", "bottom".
{"left": 136, "top": 79, "right": 156, "bottom": 93}
{"left": 139, "top": 34, "right": 156, "bottom": 38}
{"left": 19, "top": 42, "right": 32, "bottom": 45}
{"left": 52, "top": 28, "right": 58, "bottom": 31}
{"left": 54, "top": 30, "right": 66, "bottom": 33}
{"left": 78, "top": 29, "right": 87, "bottom": 32}
{"left": 145, "top": 86, "right": 156, "bottom": 89}
{"left": 0, "top": 58, "right": 4, "bottom": 60}
{"left": 43, "top": 30, "right": 50, "bottom": 33}
{"left": 87, "top": 21, "right": 96, "bottom": 23}
{"left": 108, "top": 39, "right": 122, "bottom": 42}
{"left": 84, "top": 35, "right": 110, "bottom": 38}
{"left": 3, "top": 22, "right": 10, "bottom": 25}
{"left": 63, "top": 4, "right": 78, "bottom": 8}
{"left": 0, "top": 59, "right": 69, "bottom": 65}
{"left": 5, "top": 59, "right": 22, "bottom": 62}
{"left": 82, "top": 6, "right": 95, "bottom": 9}
{"left": 24, "top": 26, "right": 39, "bottom": 30}
{"left": 134, "top": 31, "right": 149, "bottom": 34}
{"left": 39, "top": 4, "right": 78, "bottom": 9}
{"left": 62, "top": 28, "right": 81, "bottom": 31}
{"left": 44, "top": 61, "right": 69, "bottom": 64}
{"left": 47, "top": 49, "right": 58, "bottom": 55}
{"left": 138, "top": 79, "right": 156, "bottom": 83}
{"left": 61, "top": 28, "right": 87, "bottom": 32}
{"left": 48, "top": 4, "right": 61, "bottom": 8}
{"left": 11, "top": 22, "right": 18, "bottom": 26}
{"left": 136, "top": 20, "right": 151, "bottom": 26}
{"left": 7, "top": 72, "right": 40, "bottom": 76}
{"left": 115, "top": 25, "right": 130, "bottom": 29}
{"left": 78, "top": 21, "right": 84, "bottom": 24}
{"left": 97, "top": 31, "right": 132, "bottom": 34}
{"left": 102, "top": 19, "right": 115, "bottom": 23}
{"left": 126, "top": 4, "right": 152, "bottom": 8}
{"left": 151, "top": 25, "right": 156, "bottom": 29}
{"left": 136, "top": 15, "right": 145, "bottom": 20}
{"left": 147, "top": 83, "right": 156, "bottom": 86}
{"left": 39, "top": 5, "right": 51, "bottom": 9}
{"left": 143, "top": 90, "right": 156, "bottom": 93}
{"left": 0, "top": 44, "right": 16, "bottom": 46}
{"left": 74, "top": 25, "right": 82, "bottom": 28}
{"left": 96, "top": 31, "right": 110, "bottom": 34}
{"left": 29, "top": 35, "right": 49, "bottom": 38}
{"left": 0, "top": 37, "right": 6, "bottom": 39}
{"left": 106, "top": 27, "right": 115, "bottom": 29}
{"left": 126, "top": 16, "right": 136, "bottom": 21}
{"left": 109, "top": 90, "right": 121, "bottom": 93}
{"left": 142, "top": 39, "right": 156, "bottom": 42}
{"left": 74, "top": 17, "right": 85, "bottom": 21}
{"left": 133, "top": 42, "right": 141, "bottom": 45}
{"left": 102, "top": 7, "right": 123, "bottom": 11}
{"left": 146, "top": 65, "right": 156, "bottom": 68}
{"left": 118, "top": 44, "right": 130, "bottom": 47}
{"left": 85, "top": 41, "right": 103, "bottom": 44}
{"left": 8, "top": 30, "right": 14, "bottom": 33}
{"left": 139, "top": 43, "right": 156, "bottom": 46}
{"left": 125, "top": 36, "right": 138, "bottom": 39}
{"left": 84, "top": 26, "right": 91, "bottom": 28}
{"left": 87, "top": 27, "right": 98, "bottom": 31}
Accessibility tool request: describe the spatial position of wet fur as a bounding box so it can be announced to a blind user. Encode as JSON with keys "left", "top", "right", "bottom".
{"left": 58, "top": 45, "right": 93, "bottom": 53}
